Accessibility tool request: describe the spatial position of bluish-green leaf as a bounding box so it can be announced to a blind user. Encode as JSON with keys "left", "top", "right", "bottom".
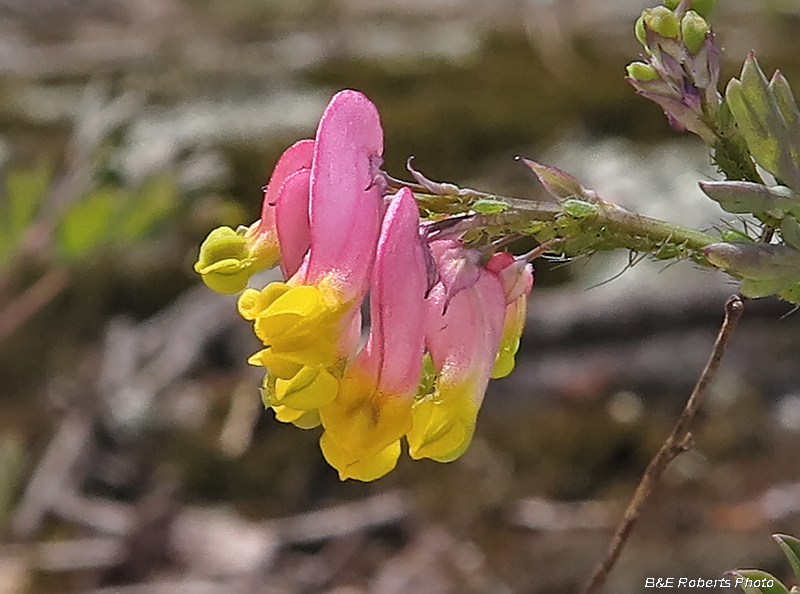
{"left": 699, "top": 180, "right": 800, "bottom": 218}
{"left": 781, "top": 217, "right": 800, "bottom": 250}
{"left": 726, "top": 53, "right": 800, "bottom": 192}
{"left": 730, "top": 570, "right": 789, "bottom": 594}
{"left": 774, "top": 534, "right": 800, "bottom": 583}
{"left": 704, "top": 241, "right": 800, "bottom": 296}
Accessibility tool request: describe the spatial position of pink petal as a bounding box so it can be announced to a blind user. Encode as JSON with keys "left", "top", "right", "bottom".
{"left": 486, "top": 252, "right": 534, "bottom": 304}
{"left": 363, "top": 187, "right": 427, "bottom": 394}
{"left": 256, "top": 139, "right": 314, "bottom": 238}
{"left": 428, "top": 240, "right": 484, "bottom": 310}
{"left": 425, "top": 267, "right": 506, "bottom": 409}
{"left": 305, "top": 90, "right": 384, "bottom": 301}
{"left": 275, "top": 168, "right": 311, "bottom": 279}
{"left": 317, "top": 188, "right": 427, "bottom": 461}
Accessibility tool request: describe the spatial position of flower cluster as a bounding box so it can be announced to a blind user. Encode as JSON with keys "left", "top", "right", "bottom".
{"left": 195, "top": 90, "right": 532, "bottom": 481}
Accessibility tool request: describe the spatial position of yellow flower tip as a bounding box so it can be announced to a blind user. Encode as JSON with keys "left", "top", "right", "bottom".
{"left": 272, "top": 405, "right": 321, "bottom": 429}
{"left": 248, "top": 348, "right": 304, "bottom": 378}
{"left": 196, "top": 258, "right": 253, "bottom": 295}
{"left": 491, "top": 295, "right": 527, "bottom": 379}
{"left": 237, "top": 283, "right": 292, "bottom": 321}
{"left": 319, "top": 373, "right": 413, "bottom": 458}
{"left": 491, "top": 350, "right": 516, "bottom": 379}
{"left": 407, "top": 389, "right": 478, "bottom": 462}
{"left": 194, "top": 225, "right": 278, "bottom": 295}
{"left": 238, "top": 288, "right": 266, "bottom": 320}
{"left": 252, "top": 285, "right": 345, "bottom": 352}
{"left": 320, "top": 432, "right": 401, "bottom": 482}
{"left": 275, "top": 365, "right": 338, "bottom": 410}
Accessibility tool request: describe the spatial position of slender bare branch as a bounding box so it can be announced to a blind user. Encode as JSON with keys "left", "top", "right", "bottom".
{"left": 581, "top": 294, "right": 744, "bottom": 594}
{"left": 0, "top": 267, "right": 70, "bottom": 345}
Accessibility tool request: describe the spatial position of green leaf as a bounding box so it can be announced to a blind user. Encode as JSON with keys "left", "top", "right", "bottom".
{"left": 691, "top": 0, "right": 716, "bottom": 18}
{"left": 729, "top": 570, "right": 789, "bottom": 594}
{"left": 781, "top": 217, "right": 800, "bottom": 250}
{"left": 774, "top": 534, "right": 800, "bottom": 582}
{"left": 779, "top": 280, "right": 800, "bottom": 305}
{"left": 770, "top": 72, "right": 800, "bottom": 147}
{"left": 726, "top": 53, "right": 800, "bottom": 192}
{"left": 699, "top": 180, "right": 800, "bottom": 218}
{"left": 56, "top": 187, "right": 121, "bottom": 261}
{"left": 704, "top": 241, "right": 800, "bottom": 296}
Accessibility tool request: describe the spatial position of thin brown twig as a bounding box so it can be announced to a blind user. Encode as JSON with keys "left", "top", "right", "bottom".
{"left": 581, "top": 294, "right": 744, "bottom": 594}
{"left": 0, "top": 267, "right": 70, "bottom": 345}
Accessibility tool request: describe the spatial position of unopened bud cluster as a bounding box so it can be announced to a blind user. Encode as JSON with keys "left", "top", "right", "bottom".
{"left": 627, "top": 0, "right": 719, "bottom": 142}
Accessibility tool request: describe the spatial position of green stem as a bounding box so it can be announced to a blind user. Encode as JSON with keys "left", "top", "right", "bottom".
{"left": 414, "top": 189, "right": 719, "bottom": 266}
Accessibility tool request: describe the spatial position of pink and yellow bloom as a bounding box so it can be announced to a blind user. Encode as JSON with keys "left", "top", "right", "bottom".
{"left": 194, "top": 89, "right": 533, "bottom": 481}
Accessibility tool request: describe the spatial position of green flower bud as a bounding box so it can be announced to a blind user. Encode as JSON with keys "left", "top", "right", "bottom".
{"left": 194, "top": 225, "right": 267, "bottom": 294}
{"left": 691, "top": 0, "right": 715, "bottom": 18}
{"left": 626, "top": 61, "right": 660, "bottom": 82}
{"left": 635, "top": 15, "right": 647, "bottom": 46}
{"left": 644, "top": 6, "right": 681, "bottom": 39}
{"left": 681, "top": 10, "right": 710, "bottom": 54}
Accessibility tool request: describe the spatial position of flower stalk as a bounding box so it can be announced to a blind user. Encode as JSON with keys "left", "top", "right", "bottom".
{"left": 408, "top": 184, "right": 718, "bottom": 267}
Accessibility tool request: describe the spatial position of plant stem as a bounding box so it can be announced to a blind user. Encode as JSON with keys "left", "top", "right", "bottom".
{"left": 580, "top": 295, "right": 744, "bottom": 594}
{"left": 414, "top": 190, "right": 718, "bottom": 265}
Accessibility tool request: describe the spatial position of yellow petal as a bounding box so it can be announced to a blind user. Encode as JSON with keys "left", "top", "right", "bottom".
{"left": 247, "top": 348, "right": 304, "bottom": 379}
{"left": 319, "top": 368, "right": 412, "bottom": 459}
{"left": 407, "top": 387, "right": 478, "bottom": 462}
{"left": 492, "top": 294, "right": 527, "bottom": 379}
{"left": 238, "top": 282, "right": 291, "bottom": 320}
{"left": 262, "top": 285, "right": 329, "bottom": 336}
{"left": 275, "top": 365, "right": 338, "bottom": 410}
{"left": 319, "top": 432, "right": 401, "bottom": 482}
{"left": 273, "top": 405, "right": 321, "bottom": 429}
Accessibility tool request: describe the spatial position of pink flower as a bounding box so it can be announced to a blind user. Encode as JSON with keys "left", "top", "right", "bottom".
{"left": 319, "top": 188, "right": 428, "bottom": 481}
{"left": 239, "top": 90, "right": 385, "bottom": 426}
{"left": 195, "top": 89, "right": 534, "bottom": 481}
{"left": 407, "top": 242, "right": 531, "bottom": 463}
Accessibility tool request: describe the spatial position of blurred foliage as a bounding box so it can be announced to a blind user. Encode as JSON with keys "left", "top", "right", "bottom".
{"left": 0, "top": 435, "right": 25, "bottom": 527}
{"left": 55, "top": 173, "right": 177, "bottom": 262}
{"left": 0, "top": 166, "right": 51, "bottom": 269}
